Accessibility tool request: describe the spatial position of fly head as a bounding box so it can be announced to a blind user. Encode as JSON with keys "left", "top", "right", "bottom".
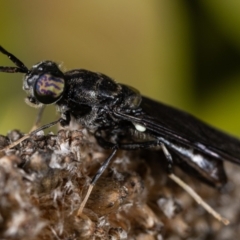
{"left": 24, "top": 61, "right": 65, "bottom": 105}
{"left": 0, "top": 46, "right": 66, "bottom": 107}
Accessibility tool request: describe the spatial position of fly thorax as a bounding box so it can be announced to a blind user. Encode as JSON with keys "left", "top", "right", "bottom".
{"left": 119, "top": 84, "right": 142, "bottom": 109}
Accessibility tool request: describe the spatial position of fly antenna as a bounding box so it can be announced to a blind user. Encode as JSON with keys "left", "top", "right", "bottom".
{"left": 0, "top": 46, "right": 29, "bottom": 73}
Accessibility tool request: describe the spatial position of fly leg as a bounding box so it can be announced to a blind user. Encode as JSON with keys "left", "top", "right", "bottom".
{"left": 120, "top": 142, "right": 174, "bottom": 173}
{"left": 77, "top": 147, "right": 118, "bottom": 215}
{"left": 1, "top": 118, "right": 62, "bottom": 151}
{"left": 96, "top": 130, "right": 174, "bottom": 172}
{"left": 160, "top": 143, "right": 174, "bottom": 174}
{"left": 95, "top": 128, "right": 160, "bottom": 149}
{"left": 30, "top": 106, "right": 46, "bottom": 132}
{"left": 1, "top": 110, "right": 71, "bottom": 155}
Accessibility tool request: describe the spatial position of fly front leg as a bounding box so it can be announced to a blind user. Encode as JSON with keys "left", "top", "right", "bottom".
{"left": 1, "top": 118, "right": 62, "bottom": 152}
{"left": 2, "top": 111, "right": 69, "bottom": 152}
{"left": 30, "top": 106, "right": 46, "bottom": 132}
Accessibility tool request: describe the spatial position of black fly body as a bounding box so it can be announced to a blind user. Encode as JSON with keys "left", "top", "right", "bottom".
{"left": 0, "top": 46, "right": 239, "bottom": 224}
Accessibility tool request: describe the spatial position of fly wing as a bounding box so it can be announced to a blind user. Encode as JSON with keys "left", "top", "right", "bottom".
{"left": 116, "top": 96, "right": 240, "bottom": 165}
{"left": 141, "top": 97, "right": 240, "bottom": 164}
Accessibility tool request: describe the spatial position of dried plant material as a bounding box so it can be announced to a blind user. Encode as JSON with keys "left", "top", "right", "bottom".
{"left": 168, "top": 173, "right": 229, "bottom": 225}
{"left": 0, "top": 129, "right": 239, "bottom": 240}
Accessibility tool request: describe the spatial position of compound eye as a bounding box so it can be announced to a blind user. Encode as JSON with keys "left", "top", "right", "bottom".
{"left": 34, "top": 74, "right": 65, "bottom": 104}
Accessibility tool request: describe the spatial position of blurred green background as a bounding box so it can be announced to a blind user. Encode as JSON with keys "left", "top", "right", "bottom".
{"left": 1, "top": 1, "right": 240, "bottom": 137}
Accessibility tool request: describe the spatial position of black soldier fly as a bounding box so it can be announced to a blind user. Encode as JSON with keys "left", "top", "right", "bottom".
{"left": 0, "top": 46, "right": 239, "bottom": 224}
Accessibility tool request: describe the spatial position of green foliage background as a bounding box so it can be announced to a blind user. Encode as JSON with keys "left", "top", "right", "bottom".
{"left": 1, "top": 1, "right": 240, "bottom": 137}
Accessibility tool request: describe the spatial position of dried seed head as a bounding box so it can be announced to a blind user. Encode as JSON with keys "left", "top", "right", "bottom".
{"left": 0, "top": 129, "right": 239, "bottom": 239}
